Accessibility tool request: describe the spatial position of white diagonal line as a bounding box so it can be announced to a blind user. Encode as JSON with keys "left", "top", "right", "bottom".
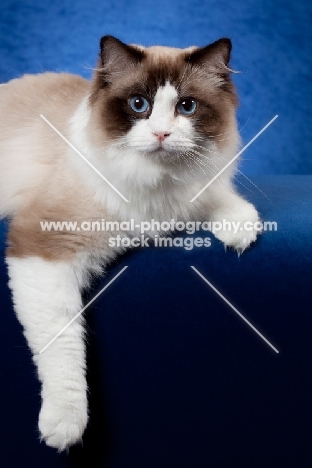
{"left": 190, "top": 115, "right": 278, "bottom": 203}
{"left": 39, "top": 266, "right": 128, "bottom": 354}
{"left": 40, "top": 114, "right": 129, "bottom": 203}
{"left": 191, "top": 266, "right": 279, "bottom": 353}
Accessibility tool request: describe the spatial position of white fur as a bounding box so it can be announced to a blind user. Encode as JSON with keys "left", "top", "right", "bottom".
{"left": 68, "top": 90, "right": 199, "bottom": 223}
{"left": 206, "top": 183, "right": 261, "bottom": 250}
{"left": 68, "top": 84, "right": 242, "bottom": 231}
{"left": 0, "top": 132, "right": 47, "bottom": 216}
{"left": 126, "top": 83, "right": 196, "bottom": 153}
{"left": 6, "top": 256, "right": 88, "bottom": 451}
{"left": 2, "top": 71, "right": 260, "bottom": 453}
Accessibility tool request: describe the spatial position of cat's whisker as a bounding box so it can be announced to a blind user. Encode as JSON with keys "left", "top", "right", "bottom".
{"left": 191, "top": 144, "right": 223, "bottom": 159}
{"left": 185, "top": 151, "right": 217, "bottom": 179}
{"left": 235, "top": 169, "right": 273, "bottom": 204}
{"left": 0, "top": 33, "right": 267, "bottom": 456}
{"left": 181, "top": 154, "right": 197, "bottom": 179}
{"left": 231, "top": 175, "right": 255, "bottom": 195}
{"left": 184, "top": 151, "right": 239, "bottom": 194}
{"left": 189, "top": 149, "right": 271, "bottom": 201}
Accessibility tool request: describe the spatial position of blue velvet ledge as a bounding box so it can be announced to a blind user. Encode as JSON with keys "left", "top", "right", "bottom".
{"left": 0, "top": 175, "right": 311, "bottom": 468}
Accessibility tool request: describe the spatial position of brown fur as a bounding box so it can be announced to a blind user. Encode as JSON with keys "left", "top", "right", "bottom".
{"left": 90, "top": 36, "right": 238, "bottom": 143}
{"left": 1, "top": 38, "right": 238, "bottom": 261}
{"left": 0, "top": 73, "right": 101, "bottom": 260}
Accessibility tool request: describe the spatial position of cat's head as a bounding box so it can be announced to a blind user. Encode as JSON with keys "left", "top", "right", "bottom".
{"left": 89, "top": 36, "right": 239, "bottom": 174}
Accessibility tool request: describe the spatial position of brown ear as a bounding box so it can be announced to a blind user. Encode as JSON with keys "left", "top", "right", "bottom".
{"left": 188, "top": 38, "right": 232, "bottom": 72}
{"left": 99, "top": 35, "right": 145, "bottom": 84}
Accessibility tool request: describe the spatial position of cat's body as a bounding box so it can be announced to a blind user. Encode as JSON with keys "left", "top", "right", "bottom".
{"left": 0, "top": 36, "right": 260, "bottom": 450}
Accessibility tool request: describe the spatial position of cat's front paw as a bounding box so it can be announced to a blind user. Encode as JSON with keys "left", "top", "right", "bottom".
{"left": 211, "top": 202, "right": 261, "bottom": 253}
{"left": 38, "top": 394, "right": 88, "bottom": 451}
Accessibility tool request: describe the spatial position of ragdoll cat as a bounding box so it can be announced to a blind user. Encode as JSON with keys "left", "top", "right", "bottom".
{"left": 0, "top": 35, "right": 260, "bottom": 451}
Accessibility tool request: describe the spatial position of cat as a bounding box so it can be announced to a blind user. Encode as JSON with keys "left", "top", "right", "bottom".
{"left": 0, "top": 35, "right": 260, "bottom": 451}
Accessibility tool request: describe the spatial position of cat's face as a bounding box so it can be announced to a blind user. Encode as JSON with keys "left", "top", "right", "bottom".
{"left": 89, "top": 36, "right": 238, "bottom": 165}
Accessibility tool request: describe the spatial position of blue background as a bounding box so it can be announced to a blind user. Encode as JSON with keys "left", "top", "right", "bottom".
{"left": 1, "top": 175, "right": 312, "bottom": 467}
{"left": 1, "top": 1, "right": 312, "bottom": 467}
{"left": 0, "top": 0, "right": 311, "bottom": 175}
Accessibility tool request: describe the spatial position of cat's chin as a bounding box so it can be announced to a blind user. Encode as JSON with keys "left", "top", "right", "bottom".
{"left": 143, "top": 147, "right": 185, "bottom": 163}
{"left": 148, "top": 148, "right": 171, "bottom": 157}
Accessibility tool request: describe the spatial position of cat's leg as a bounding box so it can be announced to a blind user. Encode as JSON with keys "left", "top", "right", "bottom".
{"left": 6, "top": 255, "right": 88, "bottom": 451}
{"left": 204, "top": 181, "right": 261, "bottom": 252}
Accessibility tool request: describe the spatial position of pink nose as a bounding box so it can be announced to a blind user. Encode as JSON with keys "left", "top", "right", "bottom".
{"left": 153, "top": 131, "right": 171, "bottom": 142}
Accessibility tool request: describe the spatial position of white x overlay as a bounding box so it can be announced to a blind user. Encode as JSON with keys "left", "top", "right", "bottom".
{"left": 191, "top": 266, "right": 279, "bottom": 353}
{"left": 38, "top": 112, "right": 279, "bottom": 355}
{"left": 190, "top": 115, "right": 278, "bottom": 202}
{"left": 39, "top": 266, "right": 128, "bottom": 353}
{"left": 40, "top": 114, "right": 129, "bottom": 202}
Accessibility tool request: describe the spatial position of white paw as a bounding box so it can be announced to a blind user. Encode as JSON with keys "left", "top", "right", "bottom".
{"left": 215, "top": 227, "right": 258, "bottom": 252}
{"left": 211, "top": 202, "right": 261, "bottom": 252}
{"left": 38, "top": 394, "right": 88, "bottom": 451}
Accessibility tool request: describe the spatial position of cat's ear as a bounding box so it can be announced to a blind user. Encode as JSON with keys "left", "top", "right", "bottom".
{"left": 188, "top": 38, "right": 233, "bottom": 73}
{"left": 98, "top": 35, "right": 144, "bottom": 84}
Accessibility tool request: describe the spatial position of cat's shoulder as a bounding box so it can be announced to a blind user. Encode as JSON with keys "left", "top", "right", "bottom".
{"left": 4, "top": 71, "right": 88, "bottom": 86}
{"left": 1, "top": 72, "right": 90, "bottom": 102}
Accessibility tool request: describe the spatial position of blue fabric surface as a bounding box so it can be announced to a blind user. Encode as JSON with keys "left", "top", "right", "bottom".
{"left": 0, "top": 175, "right": 311, "bottom": 467}
{"left": 1, "top": 1, "right": 312, "bottom": 465}
{"left": 0, "top": 0, "right": 311, "bottom": 175}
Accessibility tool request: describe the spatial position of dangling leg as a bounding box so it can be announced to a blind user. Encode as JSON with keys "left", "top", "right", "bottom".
{"left": 6, "top": 255, "right": 88, "bottom": 451}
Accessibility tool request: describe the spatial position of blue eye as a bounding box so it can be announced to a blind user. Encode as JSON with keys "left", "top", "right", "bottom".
{"left": 177, "top": 98, "right": 197, "bottom": 115}
{"left": 129, "top": 95, "right": 150, "bottom": 113}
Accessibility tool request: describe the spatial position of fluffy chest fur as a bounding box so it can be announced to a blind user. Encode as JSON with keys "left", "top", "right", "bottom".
{"left": 0, "top": 35, "right": 240, "bottom": 261}
{"left": 1, "top": 35, "right": 261, "bottom": 452}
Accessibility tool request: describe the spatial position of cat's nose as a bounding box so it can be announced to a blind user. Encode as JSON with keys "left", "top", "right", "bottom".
{"left": 153, "top": 131, "right": 171, "bottom": 142}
